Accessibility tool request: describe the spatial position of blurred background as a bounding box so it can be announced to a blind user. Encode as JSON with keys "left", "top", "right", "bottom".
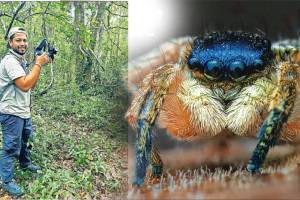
{"left": 130, "top": 0, "right": 300, "bottom": 59}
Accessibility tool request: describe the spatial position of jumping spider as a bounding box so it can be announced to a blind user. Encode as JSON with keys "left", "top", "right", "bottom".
{"left": 126, "top": 31, "right": 300, "bottom": 186}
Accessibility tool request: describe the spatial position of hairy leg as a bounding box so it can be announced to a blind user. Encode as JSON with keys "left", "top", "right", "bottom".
{"left": 134, "top": 92, "right": 154, "bottom": 186}
{"left": 150, "top": 145, "right": 163, "bottom": 177}
{"left": 128, "top": 37, "right": 192, "bottom": 92}
{"left": 127, "top": 64, "right": 179, "bottom": 186}
{"left": 247, "top": 62, "right": 298, "bottom": 172}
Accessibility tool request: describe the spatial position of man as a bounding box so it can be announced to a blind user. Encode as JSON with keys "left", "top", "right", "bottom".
{"left": 0, "top": 27, "right": 50, "bottom": 196}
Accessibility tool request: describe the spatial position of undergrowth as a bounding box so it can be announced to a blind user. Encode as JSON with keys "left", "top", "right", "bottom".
{"left": 0, "top": 82, "right": 128, "bottom": 199}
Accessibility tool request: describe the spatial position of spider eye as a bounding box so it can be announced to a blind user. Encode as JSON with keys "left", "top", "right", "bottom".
{"left": 228, "top": 60, "right": 246, "bottom": 80}
{"left": 253, "top": 59, "right": 264, "bottom": 71}
{"left": 204, "top": 60, "right": 223, "bottom": 80}
{"left": 188, "top": 57, "right": 203, "bottom": 71}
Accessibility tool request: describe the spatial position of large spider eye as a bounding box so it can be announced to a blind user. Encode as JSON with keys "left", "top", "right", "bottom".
{"left": 204, "top": 60, "right": 223, "bottom": 80}
{"left": 253, "top": 59, "right": 264, "bottom": 71}
{"left": 188, "top": 57, "right": 203, "bottom": 71}
{"left": 228, "top": 60, "right": 246, "bottom": 80}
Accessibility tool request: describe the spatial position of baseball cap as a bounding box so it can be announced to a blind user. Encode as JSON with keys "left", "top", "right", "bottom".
{"left": 7, "top": 27, "right": 27, "bottom": 40}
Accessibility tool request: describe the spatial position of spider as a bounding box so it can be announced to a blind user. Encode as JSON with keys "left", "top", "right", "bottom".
{"left": 126, "top": 31, "right": 300, "bottom": 186}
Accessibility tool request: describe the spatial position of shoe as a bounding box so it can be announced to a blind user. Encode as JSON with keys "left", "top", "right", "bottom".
{"left": 20, "top": 164, "right": 41, "bottom": 172}
{"left": 2, "top": 181, "right": 23, "bottom": 197}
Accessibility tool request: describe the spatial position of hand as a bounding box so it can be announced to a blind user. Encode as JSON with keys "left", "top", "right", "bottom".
{"left": 35, "top": 53, "right": 50, "bottom": 66}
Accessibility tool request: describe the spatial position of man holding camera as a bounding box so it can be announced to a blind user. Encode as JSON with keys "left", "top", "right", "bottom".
{"left": 0, "top": 27, "right": 50, "bottom": 196}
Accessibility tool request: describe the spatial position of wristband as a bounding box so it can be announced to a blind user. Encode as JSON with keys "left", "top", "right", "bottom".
{"left": 35, "top": 63, "right": 42, "bottom": 68}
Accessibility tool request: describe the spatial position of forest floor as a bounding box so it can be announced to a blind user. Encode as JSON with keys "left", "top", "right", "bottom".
{"left": 127, "top": 138, "right": 300, "bottom": 199}
{"left": 0, "top": 84, "right": 128, "bottom": 200}
{"left": 0, "top": 115, "right": 128, "bottom": 200}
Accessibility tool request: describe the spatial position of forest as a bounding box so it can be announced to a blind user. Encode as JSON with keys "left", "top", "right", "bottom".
{"left": 0, "top": 1, "right": 128, "bottom": 199}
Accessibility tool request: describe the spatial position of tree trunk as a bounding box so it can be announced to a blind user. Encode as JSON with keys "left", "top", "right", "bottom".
{"left": 74, "top": 2, "right": 86, "bottom": 90}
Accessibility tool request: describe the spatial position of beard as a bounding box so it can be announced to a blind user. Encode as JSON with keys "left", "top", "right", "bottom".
{"left": 11, "top": 46, "right": 27, "bottom": 55}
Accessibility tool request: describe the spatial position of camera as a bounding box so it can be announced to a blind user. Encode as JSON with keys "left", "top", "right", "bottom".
{"left": 35, "top": 39, "right": 58, "bottom": 60}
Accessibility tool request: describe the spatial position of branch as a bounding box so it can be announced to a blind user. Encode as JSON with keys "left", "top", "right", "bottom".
{"left": 1, "top": 18, "right": 7, "bottom": 31}
{"left": 42, "top": 3, "right": 51, "bottom": 39}
{"left": 43, "top": 3, "right": 51, "bottom": 15}
{"left": 4, "top": 1, "right": 26, "bottom": 40}
{"left": 22, "top": 12, "right": 67, "bottom": 21}
{"left": 105, "top": 26, "right": 127, "bottom": 30}
{"left": 101, "top": 18, "right": 127, "bottom": 32}
{"left": 79, "top": 44, "right": 88, "bottom": 56}
{"left": 80, "top": 44, "right": 105, "bottom": 71}
{"left": 105, "top": 8, "right": 127, "bottom": 18}
{"left": 111, "top": 2, "right": 128, "bottom": 9}
{"left": 0, "top": 13, "right": 25, "bottom": 23}
{"left": 88, "top": 47, "right": 105, "bottom": 71}
{"left": 109, "top": 37, "right": 126, "bottom": 57}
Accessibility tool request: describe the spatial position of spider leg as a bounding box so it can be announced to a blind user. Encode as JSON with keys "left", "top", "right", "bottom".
{"left": 247, "top": 97, "right": 295, "bottom": 172}
{"left": 247, "top": 62, "right": 298, "bottom": 172}
{"left": 150, "top": 145, "right": 163, "bottom": 177}
{"left": 134, "top": 92, "right": 154, "bottom": 186}
{"left": 128, "top": 64, "right": 179, "bottom": 186}
{"left": 134, "top": 92, "right": 164, "bottom": 185}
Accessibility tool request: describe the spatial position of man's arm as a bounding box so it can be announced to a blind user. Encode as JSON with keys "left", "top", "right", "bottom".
{"left": 14, "top": 54, "right": 49, "bottom": 92}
